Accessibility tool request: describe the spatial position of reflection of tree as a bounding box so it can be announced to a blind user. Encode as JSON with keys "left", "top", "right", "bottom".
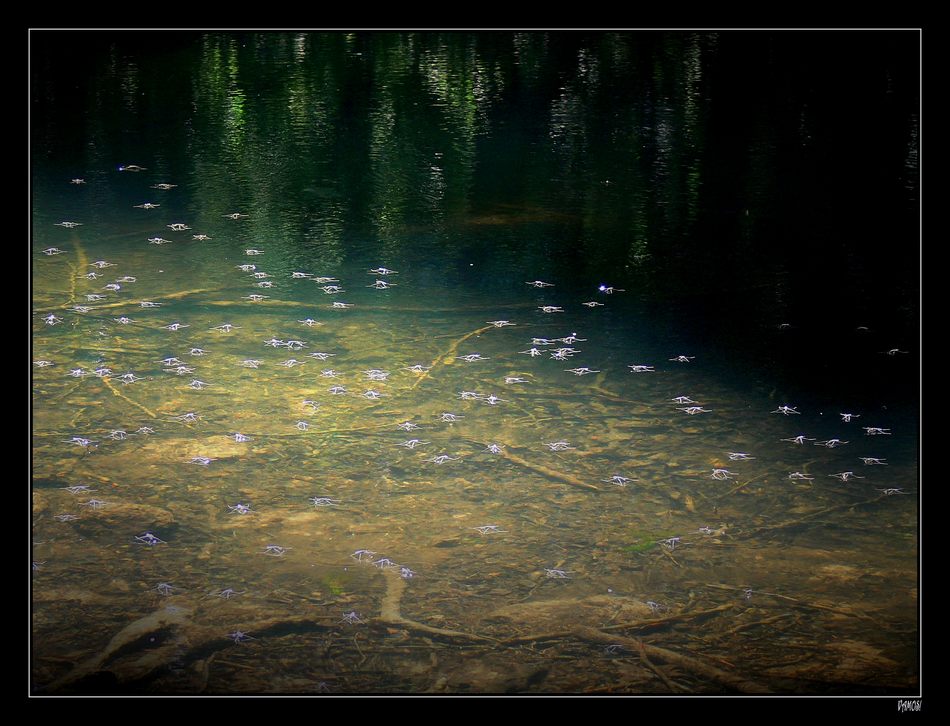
{"left": 366, "top": 34, "right": 503, "bottom": 247}
{"left": 539, "top": 33, "right": 714, "bottom": 277}
{"left": 186, "top": 33, "right": 512, "bottom": 261}
{"left": 33, "top": 31, "right": 917, "bottom": 296}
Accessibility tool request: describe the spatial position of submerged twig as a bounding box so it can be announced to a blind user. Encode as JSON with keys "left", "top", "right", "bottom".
{"left": 571, "top": 625, "right": 771, "bottom": 694}
{"left": 499, "top": 448, "right": 601, "bottom": 492}
{"left": 88, "top": 288, "right": 223, "bottom": 311}
{"left": 722, "top": 612, "right": 794, "bottom": 636}
{"left": 710, "top": 474, "right": 768, "bottom": 500}
{"left": 733, "top": 495, "right": 895, "bottom": 538}
{"left": 410, "top": 324, "right": 495, "bottom": 390}
{"left": 469, "top": 588, "right": 756, "bottom": 693}
{"left": 600, "top": 603, "right": 736, "bottom": 633}
{"left": 68, "top": 234, "right": 88, "bottom": 305}
{"left": 101, "top": 375, "right": 157, "bottom": 419}
{"left": 702, "top": 583, "right": 882, "bottom": 625}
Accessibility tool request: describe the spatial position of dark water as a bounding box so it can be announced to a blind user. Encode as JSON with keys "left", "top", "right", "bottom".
{"left": 31, "top": 31, "right": 919, "bottom": 695}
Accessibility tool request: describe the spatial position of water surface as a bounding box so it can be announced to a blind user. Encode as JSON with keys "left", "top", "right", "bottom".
{"left": 31, "top": 31, "right": 919, "bottom": 695}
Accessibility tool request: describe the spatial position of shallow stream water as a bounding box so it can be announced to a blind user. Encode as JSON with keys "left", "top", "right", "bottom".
{"left": 31, "top": 31, "right": 919, "bottom": 695}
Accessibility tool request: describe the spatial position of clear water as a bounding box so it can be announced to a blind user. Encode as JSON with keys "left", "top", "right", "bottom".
{"left": 31, "top": 31, "right": 919, "bottom": 695}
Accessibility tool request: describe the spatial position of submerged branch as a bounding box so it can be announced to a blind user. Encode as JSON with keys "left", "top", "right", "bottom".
{"left": 376, "top": 568, "right": 497, "bottom": 643}
{"left": 637, "top": 639, "right": 686, "bottom": 692}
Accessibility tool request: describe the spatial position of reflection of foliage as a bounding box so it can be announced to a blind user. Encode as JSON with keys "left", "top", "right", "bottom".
{"left": 33, "top": 31, "right": 918, "bottom": 298}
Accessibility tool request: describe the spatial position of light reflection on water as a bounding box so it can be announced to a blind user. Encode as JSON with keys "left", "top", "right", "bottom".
{"left": 32, "top": 215, "right": 916, "bottom": 695}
